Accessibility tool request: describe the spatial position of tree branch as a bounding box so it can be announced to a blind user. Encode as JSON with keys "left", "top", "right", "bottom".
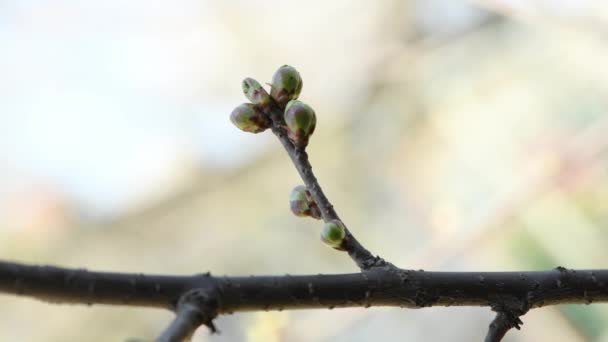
{"left": 2, "top": 260, "right": 607, "bottom": 313}
{"left": 3, "top": 260, "right": 608, "bottom": 339}
{"left": 0, "top": 261, "right": 192, "bottom": 308}
{"left": 268, "top": 105, "right": 387, "bottom": 270}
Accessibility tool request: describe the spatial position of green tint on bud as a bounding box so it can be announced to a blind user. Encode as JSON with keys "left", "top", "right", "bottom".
{"left": 289, "top": 185, "right": 321, "bottom": 219}
{"left": 242, "top": 78, "right": 272, "bottom": 109}
{"left": 321, "top": 220, "right": 346, "bottom": 247}
{"left": 284, "top": 100, "right": 316, "bottom": 147}
{"left": 230, "top": 103, "right": 270, "bottom": 133}
{"left": 270, "top": 65, "right": 303, "bottom": 107}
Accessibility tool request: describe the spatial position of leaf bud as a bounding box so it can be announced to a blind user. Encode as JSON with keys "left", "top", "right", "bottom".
{"left": 284, "top": 100, "right": 316, "bottom": 148}
{"left": 242, "top": 77, "right": 272, "bottom": 110}
{"left": 229, "top": 103, "right": 270, "bottom": 133}
{"left": 270, "top": 65, "right": 303, "bottom": 107}
{"left": 320, "top": 220, "right": 346, "bottom": 247}
{"left": 289, "top": 185, "right": 321, "bottom": 219}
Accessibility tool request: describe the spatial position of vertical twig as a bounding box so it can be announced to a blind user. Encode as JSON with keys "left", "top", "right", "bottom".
{"left": 157, "top": 289, "right": 219, "bottom": 342}
{"left": 269, "top": 105, "right": 389, "bottom": 270}
{"left": 484, "top": 301, "right": 527, "bottom": 342}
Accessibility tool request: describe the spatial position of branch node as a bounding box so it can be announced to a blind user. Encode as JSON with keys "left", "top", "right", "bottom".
{"left": 157, "top": 288, "right": 220, "bottom": 342}
{"left": 360, "top": 255, "right": 393, "bottom": 270}
{"left": 182, "top": 288, "right": 220, "bottom": 333}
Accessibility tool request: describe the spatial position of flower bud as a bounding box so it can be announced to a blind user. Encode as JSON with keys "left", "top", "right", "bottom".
{"left": 270, "top": 65, "right": 303, "bottom": 107}
{"left": 289, "top": 185, "right": 321, "bottom": 219}
{"left": 320, "top": 220, "right": 346, "bottom": 247}
{"left": 284, "top": 100, "right": 316, "bottom": 147}
{"left": 242, "top": 78, "right": 272, "bottom": 110}
{"left": 230, "top": 103, "right": 270, "bottom": 133}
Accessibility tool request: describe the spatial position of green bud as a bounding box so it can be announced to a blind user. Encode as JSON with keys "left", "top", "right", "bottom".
{"left": 284, "top": 100, "right": 316, "bottom": 147}
{"left": 320, "top": 220, "right": 346, "bottom": 247}
{"left": 289, "top": 185, "right": 321, "bottom": 219}
{"left": 242, "top": 78, "right": 272, "bottom": 109}
{"left": 270, "top": 65, "right": 303, "bottom": 107}
{"left": 230, "top": 103, "right": 270, "bottom": 133}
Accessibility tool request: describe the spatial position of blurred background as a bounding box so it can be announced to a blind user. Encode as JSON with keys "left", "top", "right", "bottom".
{"left": 1, "top": 0, "right": 608, "bottom": 340}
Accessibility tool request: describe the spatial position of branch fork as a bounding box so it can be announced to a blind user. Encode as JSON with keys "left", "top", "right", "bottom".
{"left": 158, "top": 288, "right": 220, "bottom": 342}
{"left": 485, "top": 300, "right": 529, "bottom": 342}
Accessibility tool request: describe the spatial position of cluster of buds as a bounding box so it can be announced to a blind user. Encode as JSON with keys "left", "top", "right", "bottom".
{"left": 229, "top": 77, "right": 273, "bottom": 134}
{"left": 231, "top": 65, "right": 335, "bottom": 249}
{"left": 289, "top": 185, "right": 321, "bottom": 219}
{"left": 229, "top": 65, "right": 316, "bottom": 148}
{"left": 272, "top": 65, "right": 315, "bottom": 148}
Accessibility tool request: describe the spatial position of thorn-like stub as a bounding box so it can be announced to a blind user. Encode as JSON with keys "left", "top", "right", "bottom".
{"left": 230, "top": 103, "right": 270, "bottom": 133}
{"left": 242, "top": 78, "right": 272, "bottom": 110}
{"left": 270, "top": 65, "right": 303, "bottom": 107}
{"left": 321, "top": 220, "right": 346, "bottom": 248}
{"left": 284, "top": 100, "right": 316, "bottom": 148}
{"left": 289, "top": 185, "right": 322, "bottom": 219}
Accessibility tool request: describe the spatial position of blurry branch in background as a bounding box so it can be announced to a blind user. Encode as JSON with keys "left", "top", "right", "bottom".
{"left": 1, "top": 65, "right": 608, "bottom": 342}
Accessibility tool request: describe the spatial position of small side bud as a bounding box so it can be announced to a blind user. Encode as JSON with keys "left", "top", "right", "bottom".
{"left": 242, "top": 78, "right": 272, "bottom": 110}
{"left": 270, "top": 65, "right": 303, "bottom": 107}
{"left": 289, "top": 185, "right": 321, "bottom": 219}
{"left": 284, "top": 100, "right": 316, "bottom": 148}
{"left": 320, "top": 220, "right": 346, "bottom": 247}
{"left": 230, "top": 103, "right": 270, "bottom": 133}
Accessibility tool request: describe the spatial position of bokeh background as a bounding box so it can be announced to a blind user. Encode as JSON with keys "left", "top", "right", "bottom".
{"left": 1, "top": 0, "right": 608, "bottom": 341}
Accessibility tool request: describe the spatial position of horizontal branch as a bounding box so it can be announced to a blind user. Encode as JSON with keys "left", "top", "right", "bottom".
{"left": 1, "top": 261, "right": 607, "bottom": 313}
{"left": 0, "top": 261, "right": 194, "bottom": 308}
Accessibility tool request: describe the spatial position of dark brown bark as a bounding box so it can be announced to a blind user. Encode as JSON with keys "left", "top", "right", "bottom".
{"left": 268, "top": 105, "right": 387, "bottom": 270}
{"left": 2, "top": 261, "right": 606, "bottom": 313}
